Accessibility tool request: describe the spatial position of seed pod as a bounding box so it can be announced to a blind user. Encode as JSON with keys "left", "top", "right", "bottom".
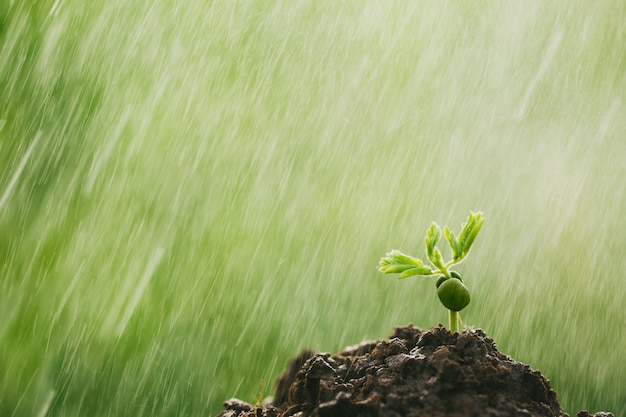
{"left": 437, "top": 277, "right": 470, "bottom": 311}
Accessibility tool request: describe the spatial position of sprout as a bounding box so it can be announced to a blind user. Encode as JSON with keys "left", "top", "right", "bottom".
{"left": 378, "top": 211, "right": 485, "bottom": 333}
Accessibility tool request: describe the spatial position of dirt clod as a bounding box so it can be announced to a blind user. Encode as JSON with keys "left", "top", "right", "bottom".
{"left": 217, "top": 325, "right": 613, "bottom": 417}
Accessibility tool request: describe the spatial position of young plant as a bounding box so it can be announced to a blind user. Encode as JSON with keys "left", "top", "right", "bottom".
{"left": 378, "top": 211, "right": 485, "bottom": 333}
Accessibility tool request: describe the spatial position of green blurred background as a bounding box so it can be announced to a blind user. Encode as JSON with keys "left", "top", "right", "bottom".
{"left": 1, "top": 1, "right": 624, "bottom": 416}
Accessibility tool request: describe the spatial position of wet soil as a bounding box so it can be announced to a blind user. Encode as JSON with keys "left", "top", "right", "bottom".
{"left": 217, "top": 325, "right": 613, "bottom": 417}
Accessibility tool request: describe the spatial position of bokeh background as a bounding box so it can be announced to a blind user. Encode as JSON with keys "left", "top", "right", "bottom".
{"left": 1, "top": 1, "right": 624, "bottom": 416}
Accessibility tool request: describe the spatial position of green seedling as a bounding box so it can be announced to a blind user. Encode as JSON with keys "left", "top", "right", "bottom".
{"left": 378, "top": 211, "right": 485, "bottom": 333}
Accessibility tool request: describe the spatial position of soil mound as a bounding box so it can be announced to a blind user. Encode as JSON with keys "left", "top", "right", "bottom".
{"left": 217, "top": 325, "right": 613, "bottom": 417}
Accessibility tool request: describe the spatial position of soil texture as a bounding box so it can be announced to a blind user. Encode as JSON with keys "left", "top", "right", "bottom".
{"left": 217, "top": 324, "right": 613, "bottom": 417}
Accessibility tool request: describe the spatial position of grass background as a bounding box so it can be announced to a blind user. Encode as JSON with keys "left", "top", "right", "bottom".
{"left": 1, "top": 1, "right": 625, "bottom": 416}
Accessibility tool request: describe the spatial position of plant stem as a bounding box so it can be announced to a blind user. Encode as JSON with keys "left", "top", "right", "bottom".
{"left": 448, "top": 310, "right": 459, "bottom": 333}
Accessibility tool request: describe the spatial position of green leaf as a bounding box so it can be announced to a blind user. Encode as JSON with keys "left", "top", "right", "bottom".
{"left": 444, "top": 226, "right": 462, "bottom": 261}
{"left": 397, "top": 266, "right": 434, "bottom": 279}
{"left": 425, "top": 222, "right": 441, "bottom": 258}
{"left": 462, "top": 212, "right": 485, "bottom": 253}
{"left": 425, "top": 223, "right": 445, "bottom": 270}
{"left": 457, "top": 211, "right": 485, "bottom": 258}
{"left": 378, "top": 263, "right": 415, "bottom": 274}
{"left": 430, "top": 247, "right": 445, "bottom": 271}
{"left": 389, "top": 250, "right": 424, "bottom": 267}
{"left": 378, "top": 250, "right": 425, "bottom": 274}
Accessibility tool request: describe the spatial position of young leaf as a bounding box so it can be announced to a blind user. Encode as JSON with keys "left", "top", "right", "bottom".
{"left": 457, "top": 212, "right": 485, "bottom": 257}
{"left": 462, "top": 212, "right": 485, "bottom": 253}
{"left": 457, "top": 212, "right": 478, "bottom": 248}
{"left": 429, "top": 247, "right": 445, "bottom": 271}
{"left": 378, "top": 263, "right": 416, "bottom": 274}
{"left": 378, "top": 250, "right": 424, "bottom": 274}
{"left": 397, "top": 266, "right": 434, "bottom": 279}
{"left": 388, "top": 250, "right": 424, "bottom": 267}
{"left": 425, "top": 223, "right": 446, "bottom": 271}
{"left": 444, "top": 226, "right": 462, "bottom": 261}
{"left": 425, "top": 223, "right": 441, "bottom": 258}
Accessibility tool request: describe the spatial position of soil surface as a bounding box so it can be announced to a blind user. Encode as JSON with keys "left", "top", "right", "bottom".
{"left": 217, "top": 325, "right": 613, "bottom": 417}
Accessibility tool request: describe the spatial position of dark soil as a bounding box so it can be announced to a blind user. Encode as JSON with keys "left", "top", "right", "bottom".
{"left": 217, "top": 325, "right": 613, "bottom": 417}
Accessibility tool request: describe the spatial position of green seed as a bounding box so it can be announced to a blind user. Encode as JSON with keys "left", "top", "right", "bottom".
{"left": 450, "top": 271, "right": 463, "bottom": 281}
{"left": 437, "top": 278, "right": 470, "bottom": 311}
{"left": 435, "top": 275, "right": 448, "bottom": 288}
